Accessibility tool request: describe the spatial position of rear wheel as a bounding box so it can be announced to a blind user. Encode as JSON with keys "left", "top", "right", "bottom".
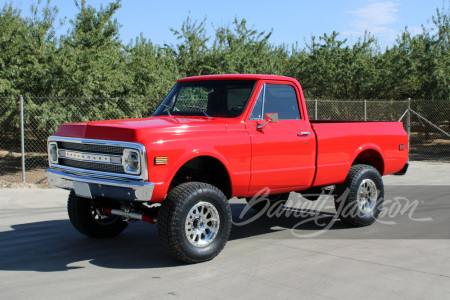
{"left": 67, "top": 192, "right": 128, "bottom": 238}
{"left": 157, "top": 182, "right": 232, "bottom": 264}
{"left": 334, "top": 164, "right": 384, "bottom": 227}
{"left": 245, "top": 193, "right": 290, "bottom": 212}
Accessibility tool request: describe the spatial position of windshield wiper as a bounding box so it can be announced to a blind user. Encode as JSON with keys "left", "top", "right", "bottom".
{"left": 159, "top": 104, "right": 172, "bottom": 117}
{"left": 187, "top": 106, "right": 211, "bottom": 120}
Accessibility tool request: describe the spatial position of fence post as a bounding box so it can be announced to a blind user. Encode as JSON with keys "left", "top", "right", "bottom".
{"left": 407, "top": 98, "right": 411, "bottom": 159}
{"left": 364, "top": 100, "right": 367, "bottom": 121}
{"left": 20, "top": 95, "right": 26, "bottom": 183}
{"left": 314, "top": 99, "right": 318, "bottom": 120}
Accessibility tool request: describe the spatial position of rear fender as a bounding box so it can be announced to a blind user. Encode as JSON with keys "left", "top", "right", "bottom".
{"left": 350, "top": 144, "right": 385, "bottom": 175}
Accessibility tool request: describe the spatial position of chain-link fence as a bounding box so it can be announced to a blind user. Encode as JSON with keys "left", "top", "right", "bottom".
{"left": 0, "top": 95, "right": 159, "bottom": 185}
{"left": 305, "top": 99, "right": 450, "bottom": 163}
{"left": 408, "top": 100, "right": 450, "bottom": 162}
{"left": 305, "top": 99, "right": 409, "bottom": 121}
{"left": 1, "top": 96, "right": 449, "bottom": 185}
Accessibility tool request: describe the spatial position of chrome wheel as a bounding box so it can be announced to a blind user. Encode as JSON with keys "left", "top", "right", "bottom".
{"left": 357, "top": 179, "right": 377, "bottom": 214}
{"left": 185, "top": 202, "right": 220, "bottom": 247}
{"left": 334, "top": 165, "right": 384, "bottom": 227}
{"left": 158, "top": 182, "right": 232, "bottom": 263}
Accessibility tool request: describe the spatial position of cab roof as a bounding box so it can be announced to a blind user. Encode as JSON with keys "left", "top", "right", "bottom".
{"left": 177, "top": 74, "right": 297, "bottom": 83}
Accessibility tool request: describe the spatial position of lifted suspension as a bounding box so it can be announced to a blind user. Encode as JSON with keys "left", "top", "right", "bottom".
{"left": 102, "top": 207, "right": 156, "bottom": 224}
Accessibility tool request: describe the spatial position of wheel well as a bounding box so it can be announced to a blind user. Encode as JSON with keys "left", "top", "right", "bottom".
{"left": 352, "top": 149, "right": 384, "bottom": 175}
{"left": 170, "top": 156, "right": 232, "bottom": 198}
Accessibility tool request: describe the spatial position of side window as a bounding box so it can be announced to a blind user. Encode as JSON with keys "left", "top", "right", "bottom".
{"left": 249, "top": 86, "right": 263, "bottom": 120}
{"left": 263, "top": 84, "right": 301, "bottom": 120}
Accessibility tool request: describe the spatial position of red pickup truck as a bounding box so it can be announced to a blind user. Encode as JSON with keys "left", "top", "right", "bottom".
{"left": 46, "top": 74, "right": 409, "bottom": 263}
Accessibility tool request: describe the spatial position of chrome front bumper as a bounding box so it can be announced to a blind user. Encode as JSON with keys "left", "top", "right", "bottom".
{"left": 46, "top": 168, "right": 154, "bottom": 202}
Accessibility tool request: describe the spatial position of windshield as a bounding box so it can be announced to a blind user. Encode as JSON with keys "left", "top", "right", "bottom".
{"left": 153, "top": 80, "right": 256, "bottom": 118}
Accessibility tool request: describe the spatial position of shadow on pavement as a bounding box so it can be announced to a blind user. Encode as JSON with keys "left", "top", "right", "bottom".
{"left": 229, "top": 203, "right": 351, "bottom": 241}
{"left": 1, "top": 185, "right": 448, "bottom": 272}
{"left": 0, "top": 204, "right": 347, "bottom": 272}
{"left": 0, "top": 219, "right": 179, "bottom": 272}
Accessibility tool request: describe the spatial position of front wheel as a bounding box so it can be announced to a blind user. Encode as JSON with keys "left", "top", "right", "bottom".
{"left": 157, "top": 182, "right": 232, "bottom": 264}
{"left": 67, "top": 192, "right": 128, "bottom": 238}
{"left": 334, "top": 164, "right": 384, "bottom": 227}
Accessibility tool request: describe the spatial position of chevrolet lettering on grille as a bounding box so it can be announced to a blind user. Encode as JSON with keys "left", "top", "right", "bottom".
{"left": 64, "top": 150, "right": 112, "bottom": 163}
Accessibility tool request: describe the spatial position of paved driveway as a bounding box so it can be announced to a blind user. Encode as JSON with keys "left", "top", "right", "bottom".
{"left": 0, "top": 162, "right": 449, "bottom": 299}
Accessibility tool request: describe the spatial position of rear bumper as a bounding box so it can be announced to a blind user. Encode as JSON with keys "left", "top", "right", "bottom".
{"left": 394, "top": 162, "right": 409, "bottom": 176}
{"left": 46, "top": 168, "right": 154, "bottom": 201}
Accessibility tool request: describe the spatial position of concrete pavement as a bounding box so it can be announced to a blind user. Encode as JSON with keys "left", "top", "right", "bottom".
{"left": 0, "top": 161, "right": 449, "bottom": 299}
{"left": 383, "top": 161, "right": 450, "bottom": 185}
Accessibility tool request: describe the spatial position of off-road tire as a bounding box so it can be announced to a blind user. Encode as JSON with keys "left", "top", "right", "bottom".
{"left": 334, "top": 164, "right": 384, "bottom": 227}
{"left": 67, "top": 191, "right": 128, "bottom": 238}
{"left": 157, "top": 182, "right": 232, "bottom": 264}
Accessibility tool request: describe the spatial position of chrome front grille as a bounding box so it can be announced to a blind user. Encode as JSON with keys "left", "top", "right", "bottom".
{"left": 57, "top": 141, "right": 126, "bottom": 174}
{"left": 59, "top": 158, "right": 125, "bottom": 174}
{"left": 58, "top": 142, "right": 124, "bottom": 155}
{"left": 48, "top": 137, "right": 148, "bottom": 181}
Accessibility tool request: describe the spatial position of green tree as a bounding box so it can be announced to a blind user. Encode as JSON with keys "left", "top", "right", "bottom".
{"left": 210, "top": 18, "right": 277, "bottom": 74}
{"left": 0, "top": 1, "right": 59, "bottom": 96}
{"left": 127, "top": 34, "right": 179, "bottom": 100}
{"left": 165, "top": 16, "right": 210, "bottom": 77}
{"left": 20, "top": 0, "right": 59, "bottom": 95}
{"left": 0, "top": 1, "right": 59, "bottom": 149}
{"left": 51, "top": 0, "right": 131, "bottom": 97}
{"left": 0, "top": 3, "right": 26, "bottom": 95}
{"left": 290, "top": 31, "right": 379, "bottom": 99}
{"left": 378, "top": 7, "right": 449, "bottom": 101}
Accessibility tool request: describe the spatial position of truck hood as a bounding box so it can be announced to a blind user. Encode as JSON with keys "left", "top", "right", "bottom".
{"left": 53, "top": 116, "right": 239, "bottom": 143}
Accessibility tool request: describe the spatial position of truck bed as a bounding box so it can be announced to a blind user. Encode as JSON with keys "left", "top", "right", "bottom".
{"left": 310, "top": 121, "right": 408, "bottom": 187}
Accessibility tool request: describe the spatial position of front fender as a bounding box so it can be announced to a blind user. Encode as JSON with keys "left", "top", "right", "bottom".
{"left": 167, "top": 150, "right": 232, "bottom": 185}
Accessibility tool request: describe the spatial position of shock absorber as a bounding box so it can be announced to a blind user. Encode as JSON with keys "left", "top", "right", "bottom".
{"left": 102, "top": 207, "right": 156, "bottom": 224}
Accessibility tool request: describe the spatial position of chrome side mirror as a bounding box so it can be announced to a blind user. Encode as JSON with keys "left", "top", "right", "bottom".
{"left": 257, "top": 113, "right": 279, "bottom": 129}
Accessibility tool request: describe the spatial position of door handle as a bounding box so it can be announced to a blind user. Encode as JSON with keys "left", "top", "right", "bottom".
{"left": 298, "top": 132, "right": 310, "bottom": 136}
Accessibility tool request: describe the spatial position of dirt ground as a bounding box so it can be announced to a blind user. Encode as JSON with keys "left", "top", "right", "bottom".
{"left": 409, "top": 135, "right": 450, "bottom": 162}
{"left": 0, "top": 169, "right": 52, "bottom": 189}
{"left": 0, "top": 150, "right": 52, "bottom": 188}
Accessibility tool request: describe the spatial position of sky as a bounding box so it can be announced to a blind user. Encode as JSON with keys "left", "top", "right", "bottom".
{"left": 9, "top": 0, "right": 448, "bottom": 49}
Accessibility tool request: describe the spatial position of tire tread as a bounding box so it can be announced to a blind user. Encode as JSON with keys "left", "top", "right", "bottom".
{"left": 157, "top": 182, "right": 231, "bottom": 264}
{"left": 334, "top": 164, "right": 384, "bottom": 227}
{"left": 67, "top": 192, "right": 127, "bottom": 238}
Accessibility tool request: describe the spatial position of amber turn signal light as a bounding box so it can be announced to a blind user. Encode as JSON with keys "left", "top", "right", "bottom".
{"left": 154, "top": 156, "right": 168, "bottom": 165}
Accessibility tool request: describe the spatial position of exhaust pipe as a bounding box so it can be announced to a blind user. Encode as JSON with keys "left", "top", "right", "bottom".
{"left": 102, "top": 208, "right": 156, "bottom": 224}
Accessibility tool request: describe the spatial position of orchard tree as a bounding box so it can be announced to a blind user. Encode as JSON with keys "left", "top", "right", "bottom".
{"left": 127, "top": 34, "right": 180, "bottom": 100}
{"left": 51, "top": 0, "right": 131, "bottom": 97}
{"left": 165, "top": 16, "right": 210, "bottom": 77}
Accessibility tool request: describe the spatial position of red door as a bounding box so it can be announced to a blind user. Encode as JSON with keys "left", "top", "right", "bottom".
{"left": 247, "top": 83, "right": 316, "bottom": 191}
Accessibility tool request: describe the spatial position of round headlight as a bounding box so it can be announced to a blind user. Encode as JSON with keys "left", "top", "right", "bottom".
{"left": 48, "top": 142, "right": 58, "bottom": 163}
{"left": 123, "top": 149, "right": 140, "bottom": 174}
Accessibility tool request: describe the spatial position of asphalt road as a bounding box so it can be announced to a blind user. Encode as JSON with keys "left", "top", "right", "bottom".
{"left": 0, "top": 162, "right": 449, "bottom": 299}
